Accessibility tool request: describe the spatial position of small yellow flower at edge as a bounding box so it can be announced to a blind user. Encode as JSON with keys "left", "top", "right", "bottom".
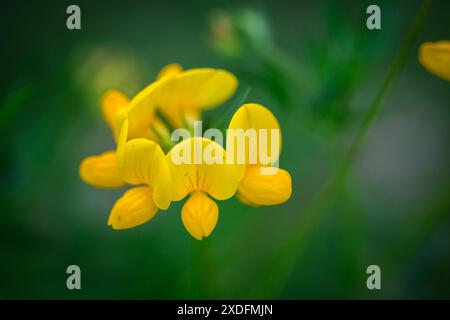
{"left": 419, "top": 40, "right": 450, "bottom": 82}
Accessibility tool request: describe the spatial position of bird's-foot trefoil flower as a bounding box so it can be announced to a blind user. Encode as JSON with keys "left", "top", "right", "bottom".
{"left": 166, "top": 137, "right": 242, "bottom": 240}
{"left": 107, "top": 119, "right": 172, "bottom": 229}
{"left": 79, "top": 64, "right": 238, "bottom": 230}
{"left": 80, "top": 63, "right": 292, "bottom": 240}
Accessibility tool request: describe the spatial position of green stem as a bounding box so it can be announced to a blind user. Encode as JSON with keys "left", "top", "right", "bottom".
{"left": 250, "top": 0, "right": 433, "bottom": 298}
{"left": 381, "top": 183, "right": 450, "bottom": 296}
{"left": 190, "top": 237, "right": 222, "bottom": 298}
{"left": 342, "top": 0, "right": 432, "bottom": 175}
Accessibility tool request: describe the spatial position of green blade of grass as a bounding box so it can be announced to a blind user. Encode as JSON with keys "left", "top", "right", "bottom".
{"left": 249, "top": 0, "right": 433, "bottom": 298}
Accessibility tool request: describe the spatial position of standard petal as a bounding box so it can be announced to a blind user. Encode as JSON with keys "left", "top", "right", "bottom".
{"left": 156, "top": 68, "right": 238, "bottom": 127}
{"left": 108, "top": 186, "right": 158, "bottom": 230}
{"left": 419, "top": 41, "right": 450, "bottom": 81}
{"left": 126, "top": 68, "right": 237, "bottom": 134}
{"left": 126, "top": 80, "right": 163, "bottom": 140}
{"left": 181, "top": 191, "right": 219, "bottom": 240}
{"left": 117, "top": 122, "right": 172, "bottom": 209}
{"left": 237, "top": 166, "right": 292, "bottom": 206}
{"left": 166, "top": 137, "right": 242, "bottom": 201}
{"left": 158, "top": 68, "right": 237, "bottom": 110}
{"left": 227, "top": 103, "right": 282, "bottom": 168}
{"left": 79, "top": 150, "right": 125, "bottom": 188}
{"left": 101, "top": 90, "right": 129, "bottom": 131}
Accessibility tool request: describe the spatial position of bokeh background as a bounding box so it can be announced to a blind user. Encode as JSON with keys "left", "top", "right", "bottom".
{"left": 1, "top": 0, "right": 449, "bottom": 299}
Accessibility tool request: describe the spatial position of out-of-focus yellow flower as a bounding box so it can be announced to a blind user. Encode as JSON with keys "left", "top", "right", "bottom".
{"left": 101, "top": 90, "right": 129, "bottom": 131}
{"left": 419, "top": 41, "right": 450, "bottom": 81}
{"left": 167, "top": 137, "right": 242, "bottom": 240}
{"left": 80, "top": 63, "right": 238, "bottom": 231}
{"left": 227, "top": 103, "right": 292, "bottom": 206}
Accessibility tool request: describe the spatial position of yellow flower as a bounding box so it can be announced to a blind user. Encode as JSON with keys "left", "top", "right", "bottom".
{"left": 166, "top": 137, "right": 242, "bottom": 240}
{"left": 227, "top": 103, "right": 292, "bottom": 206}
{"left": 108, "top": 119, "right": 172, "bottom": 229}
{"left": 79, "top": 63, "right": 238, "bottom": 230}
{"left": 419, "top": 41, "right": 450, "bottom": 81}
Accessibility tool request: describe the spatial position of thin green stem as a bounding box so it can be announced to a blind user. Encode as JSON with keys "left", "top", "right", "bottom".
{"left": 190, "top": 237, "right": 222, "bottom": 298}
{"left": 250, "top": 0, "right": 433, "bottom": 298}
{"left": 381, "top": 183, "right": 450, "bottom": 295}
{"left": 337, "top": 0, "right": 432, "bottom": 182}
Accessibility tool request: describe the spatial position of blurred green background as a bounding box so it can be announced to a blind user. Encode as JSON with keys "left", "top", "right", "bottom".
{"left": 1, "top": 0, "right": 449, "bottom": 299}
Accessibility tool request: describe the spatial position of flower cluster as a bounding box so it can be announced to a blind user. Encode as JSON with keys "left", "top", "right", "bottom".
{"left": 79, "top": 64, "right": 292, "bottom": 240}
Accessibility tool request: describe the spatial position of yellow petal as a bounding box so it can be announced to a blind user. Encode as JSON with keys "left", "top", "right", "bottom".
{"left": 126, "top": 80, "right": 163, "bottom": 140}
{"left": 227, "top": 103, "right": 281, "bottom": 169}
{"left": 237, "top": 166, "right": 292, "bottom": 206}
{"left": 181, "top": 191, "right": 219, "bottom": 240}
{"left": 114, "top": 107, "right": 163, "bottom": 144}
{"left": 156, "top": 63, "right": 183, "bottom": 80}
{"left": 108, "top": 186, "right": 158, "bottom": 230}
{"left": 101, "top": 90, "right": 129, "bottom": 131}
{"left": 158, "top": 68, "right": 237, "bottom": 110}
{"left": 126, "top": 68, "right": 236, "bottom": 135}
{"left": 79, "top": 150, "right": 125, "bottom": 188}
{"left": 117, "top": 121, "right": 172, "bottom": 209}
{"left": 156, "top": 68, "right": 238, "bottom": 127}
{"left": 112, "top": 108, "right": 129, "bottom": 143}
{"left": 166, "top": 137, "right": 242, "bottom": 201}
{"left": 419, "top": 41, "right": 450, "bottom": 81}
